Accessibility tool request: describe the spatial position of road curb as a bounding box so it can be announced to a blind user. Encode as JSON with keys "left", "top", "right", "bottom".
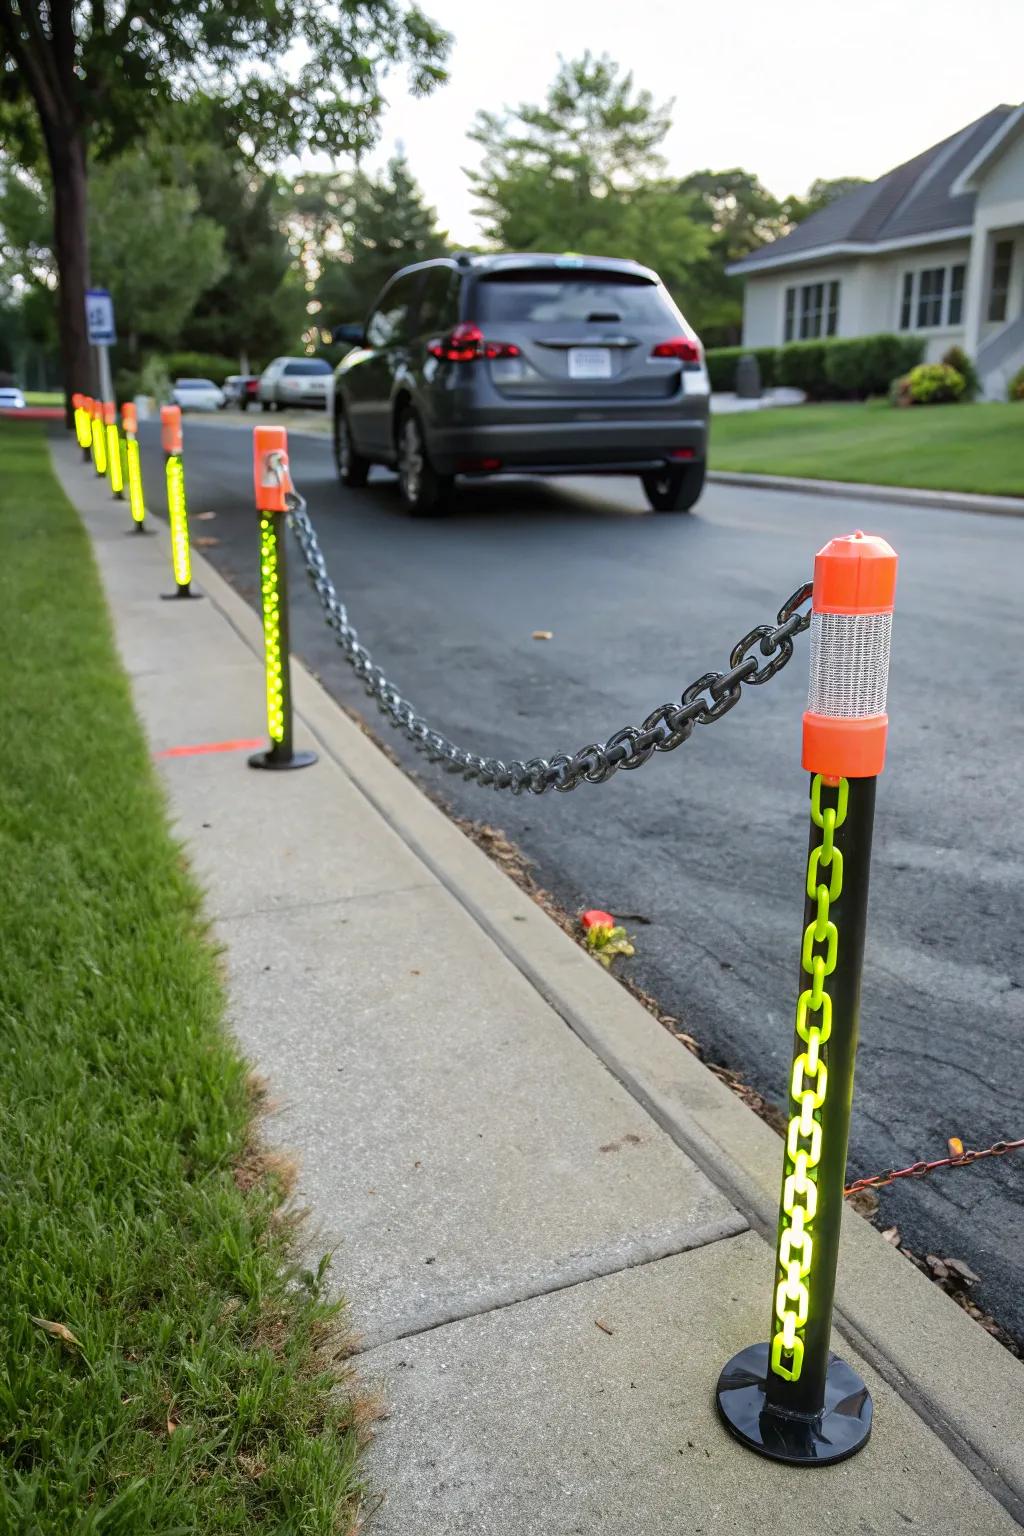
{"left": 708, "top": 469, "right": 1024, "bottom": 518}
{"left": 51, "top": 434, "right": 1024, "bottom": 1522}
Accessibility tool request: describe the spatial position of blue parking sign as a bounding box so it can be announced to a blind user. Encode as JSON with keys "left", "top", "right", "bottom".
{"left": 85, "top": 288, "right": 116, "bottom": 345}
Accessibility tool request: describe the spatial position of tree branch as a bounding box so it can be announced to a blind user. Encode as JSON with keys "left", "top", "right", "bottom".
{"left": 0, "top": 0, "right": 60, "bottom": 125}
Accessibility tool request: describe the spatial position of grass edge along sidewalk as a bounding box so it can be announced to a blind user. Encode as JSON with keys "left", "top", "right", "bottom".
{"left": 709, "top": 398, "right": 1023, "bottom": 498}
{"left": 0, "top": 422, "right": 364, "bottom": 1534}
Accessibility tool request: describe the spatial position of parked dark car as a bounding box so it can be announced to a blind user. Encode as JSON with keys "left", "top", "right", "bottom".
{"left": 331, "top": 252, "right": 711, "bottom": 516}
{"left": 223, "top": 374, "right": 260, "bottom": 410}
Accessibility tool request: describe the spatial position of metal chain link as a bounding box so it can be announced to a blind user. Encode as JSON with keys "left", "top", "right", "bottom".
{"left": 845, "top": 1136, "right": 1024, "bottom": 1197}
{"left": 285, "top": 489, "right": 812, "bottom": 795}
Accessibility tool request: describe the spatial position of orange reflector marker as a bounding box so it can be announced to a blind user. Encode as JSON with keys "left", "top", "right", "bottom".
{"left": 161, "top": 404, "right": 182, "bottom": 455}
{"left": 802, "top": 531, "right": 898, "bottom": 779}
{"left": 253, "top": 425, "right": 291, "bottom": 512}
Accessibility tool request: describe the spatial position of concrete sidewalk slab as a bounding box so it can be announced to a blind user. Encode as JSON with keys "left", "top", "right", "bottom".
{"left": 221, "top": 887, "right": 745, "bottom": 1350}
{"left": 363, "top": 1232, "right": 1021, "bottom": 1536}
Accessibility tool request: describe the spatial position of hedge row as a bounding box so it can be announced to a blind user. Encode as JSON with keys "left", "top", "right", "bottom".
{"left": 705, "top": 334, "right": 926, "bottom": 400}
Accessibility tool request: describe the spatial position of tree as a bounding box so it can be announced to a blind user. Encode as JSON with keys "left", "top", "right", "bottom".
{"left": 180, "top": 150, "right": 306, "bottom": 368}
{"left": 676, "top": 169, "right": 794, "bottom": 345}
{"left": 798, "top": 176, "right": 871, "bottom": 219}
{"left": 313, "top": 154, "right": 449, "bottom": 329}
{"left": 466, "top": 53, "right": 708, "bottom": 309}
{"left": 0, "top": 2, "right": 450, "bottom": 409}
{"left": 1, "top": 153, "right": 228, "bottom": 356}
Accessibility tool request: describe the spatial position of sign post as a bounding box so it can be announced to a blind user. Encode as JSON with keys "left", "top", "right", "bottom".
{"left": 85, "top": 288, "right": 116, "bottom": 404}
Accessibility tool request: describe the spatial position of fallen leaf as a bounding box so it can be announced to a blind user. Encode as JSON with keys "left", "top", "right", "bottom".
{"left": 594, "top": 1319, "right": 614, "bottom": 1336}
{"left": 926, "top": 1255, "right": 949, "bottom": 1281}
{"left": 197, "top": 511, "right": 217, "bottom": 521}
{"left": 881, "top": 1225, "right": 901, "bottom": 1244}
{"left": 948, "top": 1136, "right": 965, "bottom": 1158}
{"left": 531, "top": 630, "right": 553, "bottom": 641}
{"left": 194, "top": 536, "right": 220, "bottom": 548}
{"left": 943, "top": 1257, "right": 981, "bottom": 1286}
{"left": 30, "top": 1317, "right": 81, "bottom": 1348}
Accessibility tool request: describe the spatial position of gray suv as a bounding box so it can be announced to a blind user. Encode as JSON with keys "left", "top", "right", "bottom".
{"left": 332, "top": 253, "right": 710, "bottom": 516}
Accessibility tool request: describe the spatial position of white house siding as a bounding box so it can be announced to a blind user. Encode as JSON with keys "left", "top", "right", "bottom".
{"left": 740, "top": 260, "right": 867, "bottom": 347}
{"left": 963, "top": 130, "right": 1024, "bottom": 394}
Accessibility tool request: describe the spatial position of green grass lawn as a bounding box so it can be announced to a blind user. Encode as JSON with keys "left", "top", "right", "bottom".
{"left": 0, "top": 425, "right": 363, "bottom": 1533}
{"left": 709, "top": 399, "right": 1024, "bottom": 497}
{"left": 23, "top": 391, "right": 64, "bottom": 406}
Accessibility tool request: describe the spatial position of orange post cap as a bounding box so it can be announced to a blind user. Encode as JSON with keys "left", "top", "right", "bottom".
{"left": 72, "top": 392, "right": 82, "bottom": 409}
{"left": 122, "top": 402, "right": 137, "bottom": 433}
{"left": 161, "top": 404, "right": 182, "bottom": 455}
{"left": 813, "top": 530, "right": 897, "bottom": 615}
{"left": 103, "top": 400, "right": 116, "bottom": 426}
{"left": 253, "top": 426, "right": 291, "bottom": 513}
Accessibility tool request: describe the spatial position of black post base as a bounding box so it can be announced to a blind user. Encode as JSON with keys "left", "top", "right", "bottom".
{"left": 248, "top": 747, "right": 318, "bottom": 772}
{"left": 126, "top": 523, "right": 150, "bottom": 535}
{"left": 81, "top": 446, "right": 92, "bottom": 464}
{"left": 715, "top": 1343, "right": 872, "bottom": 1466}
{"left": 161, "top": 587, "right": 202, "bottom": 600}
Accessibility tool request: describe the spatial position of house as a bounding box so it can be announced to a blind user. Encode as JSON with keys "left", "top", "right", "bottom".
{"left": 727, "top": 104, "right": 1024, "bottom": 399}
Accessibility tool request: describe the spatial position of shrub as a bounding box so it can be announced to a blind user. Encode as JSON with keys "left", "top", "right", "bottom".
{"left": 704, "top": 346, "right": 778, "bottom": 392}
{"left": 139, "top": 355, "right": 172, "bottom": 405}
{"left": 890, "top": 363, "right": 966, "bottom": 406}
{"left": 162, "top": 350, "right": 237, "bottom": 385}
{"left": 777, "top": 341, "right": 828, "bottom": 396}
{"left": 941, "top": 345, "right": 979, "bottom": 400}
{"left": 822, "top": 334, "right": 924, "bottom": 398}
{"left": 114, "top": 369, "right": 141, "bottom": 406}
{"left": 1007, "top": 365, "right": 1024, "bottom": 402}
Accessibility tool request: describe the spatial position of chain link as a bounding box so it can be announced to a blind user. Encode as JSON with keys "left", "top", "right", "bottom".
{"left": 845, "top": 1136, "right": 1024, "bottom": 1197}
{"left": 770, "top": 774, "right": 848, "bottom": 1385}
{"left": 284, "top": 489, "right": 812, "bottom": 795}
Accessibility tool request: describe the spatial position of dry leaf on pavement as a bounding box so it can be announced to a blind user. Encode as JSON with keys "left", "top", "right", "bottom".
{"left": 531, "top": 630, "right": 553, "bottom": 640}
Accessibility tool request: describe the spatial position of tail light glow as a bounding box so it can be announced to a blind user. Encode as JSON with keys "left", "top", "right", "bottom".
{"left": 651, "top": 336, "right": 702, "bottom": 363}
{"left": 429, "top": 324, "right": 520, "bottom": 363}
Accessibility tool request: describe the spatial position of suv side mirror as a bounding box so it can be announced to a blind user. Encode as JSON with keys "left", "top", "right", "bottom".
{"left": 332, "top": 322, "right": 365, "bottom": 347}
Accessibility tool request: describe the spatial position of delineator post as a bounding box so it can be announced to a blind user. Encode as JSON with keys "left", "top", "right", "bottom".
{"left": 73, "top": 394, "right": 92, "bottom": 460}
{"left": 121, "top": 403, "right": 148, "bottom": 533}
{"left": 160, "top": 405, "right": 200, "bottom": 599}
{"left": 103, "top": 401, "right": 124, "bottom": 499}
{"left": 90, "top": 398, "right": 107, "bottom": 477}
{"left": 248, "top": 427, "right": 317, "bottom": 772}
{"left": 716, "top": 529, "right": 897, "bottom": 1466}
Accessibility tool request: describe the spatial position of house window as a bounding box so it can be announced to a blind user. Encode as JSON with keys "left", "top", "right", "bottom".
{"left": 988, "top": 240, "right": 1014, "bottom": 323}
{"left": 784, "top": 280, "right": 840, "bottom": 342}
{"left": 917, "top": 268, "right": 945, "bottom": 327}
{"left": 899, "top": 263, "right": 965, "bottom": 329}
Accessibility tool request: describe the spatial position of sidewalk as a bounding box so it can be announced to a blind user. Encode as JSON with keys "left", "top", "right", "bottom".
{"left": 51, "top": 435, "right": 1024, "bottom": 1534}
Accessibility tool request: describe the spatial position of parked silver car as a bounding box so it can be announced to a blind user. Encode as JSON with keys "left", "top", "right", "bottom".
{"left": 258, "top": 357, "right": 333, "bottom": 411}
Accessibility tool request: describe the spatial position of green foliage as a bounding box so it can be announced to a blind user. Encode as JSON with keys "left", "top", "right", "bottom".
{"left": 776, "top": 341, "right": 829, "bottom": 395}
{"left": 466, "top": 53, "right": 710, "bottom": 311}
{"left": 139, "top": 355, "right": 172, "bottom": 405}
{"left": 676, "top": 170, "right": 794, "bottom": 345}
{"left": 306, "top": 154, "right": 449, "bottom": 327}
{"left": 0, "top": 424, "right": 363, "bottom": 1532}
{"left": 823, "top": 334, "right": 924, "bottom": 397}
{"left": 1009, "top": 365, "right": 1024, "bottom": 402}
{"left": 705, "top": 346, "right": 778, "bottom": 392}
{"left": 891, "top": 363, "right": 966, "bottom": 406}
{"left": 786, "top": 176, "right": 871, "bottom": 224}
{"left": 162, "top": 351, "right": 238, "bottom": 385}
{"left": 941, "top": 345, "right": 979, "bottom": 400}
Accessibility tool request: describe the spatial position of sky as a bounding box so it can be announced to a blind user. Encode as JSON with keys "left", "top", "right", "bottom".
{"left": 348, "top": 0, "right": 1024, "bottom": 243}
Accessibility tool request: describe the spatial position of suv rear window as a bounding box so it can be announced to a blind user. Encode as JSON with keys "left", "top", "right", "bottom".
{"left": 476, "top": 272, "right": 674, "bottom": 325}
{"left": 283, "top": 360, "right": 332, "bottom": 375}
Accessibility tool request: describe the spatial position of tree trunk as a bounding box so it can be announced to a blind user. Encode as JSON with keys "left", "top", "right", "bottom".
{"left": 46, "top": 129, "right": 91, "bottom": 424}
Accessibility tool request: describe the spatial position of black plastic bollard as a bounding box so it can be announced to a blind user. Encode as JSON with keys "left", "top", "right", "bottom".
{"left": 716, "top": 531, "right": 897, "bottom": 1467}
{"left": 248, "top": 426, "right": 316, "bottom": 772}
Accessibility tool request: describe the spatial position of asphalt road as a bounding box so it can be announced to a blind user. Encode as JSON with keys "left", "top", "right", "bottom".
{"left": 139, "top": 418, "right": 1024, "bottom": 1344}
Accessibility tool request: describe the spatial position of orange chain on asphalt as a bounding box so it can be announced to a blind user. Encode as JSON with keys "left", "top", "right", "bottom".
{"left": 844, "top": 1136, "right": 1024, "bottom": 1196}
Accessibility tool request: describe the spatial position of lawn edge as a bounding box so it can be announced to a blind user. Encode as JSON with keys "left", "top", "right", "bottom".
{"left": 708, "top": 468, "right": 1024, "bottom": 518}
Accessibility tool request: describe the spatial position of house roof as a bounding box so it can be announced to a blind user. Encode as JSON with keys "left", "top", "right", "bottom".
{"left": 728, "top": 105, "right": 1017, "bottom": 276}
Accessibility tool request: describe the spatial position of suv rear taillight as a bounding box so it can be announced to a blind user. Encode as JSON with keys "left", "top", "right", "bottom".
{"left": 651, "top": 336, "right": 702, "bottom": 363}
{"left": 429, "top": 323, "right": 520, "bottom": 362}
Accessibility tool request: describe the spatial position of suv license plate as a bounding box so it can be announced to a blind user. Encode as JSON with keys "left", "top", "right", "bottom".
{"left": 568, "top": 348, "right": 612, "bottom": 380}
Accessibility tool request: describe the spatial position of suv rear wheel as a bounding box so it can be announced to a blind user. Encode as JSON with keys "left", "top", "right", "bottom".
{"left": 642, "top": 461, "right": 705, "bottom": 513}
{"left": 397, "top": 408, "right": 452, "bottom": 517}
{"left": 334, "top": 403, "right": 370, "bottom": 488}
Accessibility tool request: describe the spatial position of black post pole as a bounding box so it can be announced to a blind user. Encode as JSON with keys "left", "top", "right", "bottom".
{"left": 716, "top": 530, "right": 897, "bottom": 1468}
{"left": 248, "top": 426, "right": 316, "bottom": 772}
